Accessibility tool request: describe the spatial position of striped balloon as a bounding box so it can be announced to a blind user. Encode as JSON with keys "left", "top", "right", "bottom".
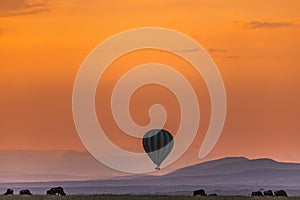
{"left": 142, "top": 129, "right": 174, "bottom": 170}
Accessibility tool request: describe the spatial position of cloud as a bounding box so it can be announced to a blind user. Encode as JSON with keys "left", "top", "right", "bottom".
{"left": 173, "top": 48, "right": 201, "bottom": 53}
{"left": 235, "top": 18, "right": 300, "bottom": 29}
{"left": 247, "top": 21, "right": 294, "bottom": 29}
{"left": 208, "top": 48, "right": 227, "bottom": 52}
{"left": 173, "top": 47, "right": 228, "bottom": 54}
{"left": 224, "top": 56, "right": 240, "bottom": 59}
{"left": 0, "top": 0, "right": 49, "bottom": 17}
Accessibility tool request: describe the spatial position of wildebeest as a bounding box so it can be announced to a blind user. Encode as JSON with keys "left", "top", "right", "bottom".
{"left": 193, "top": 189, "right": 207, "bottom": 196}
{"left": 263, "top": 190, "right": 273, "bottom": 196}
{"left": 208, "top": 193, "right": 218, "bottom": 196}
{"left": 251, "top": 191, "right": 263, "bottom": 196}
{"left": 19, "top": 189, "right": 32, "bottom": 195}
{"left": 4, "top": 188, "right": 14, "bottom": 195}
{"left": 274, "top": 190, "right": 288, "bottom": 197}
{"left": 46, "top": 187, "right": 66, "bottom": 196}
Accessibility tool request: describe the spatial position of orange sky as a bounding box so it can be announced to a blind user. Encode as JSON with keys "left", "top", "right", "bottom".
{"left": 1, "top": 0, "right": 300, "bottom": 165}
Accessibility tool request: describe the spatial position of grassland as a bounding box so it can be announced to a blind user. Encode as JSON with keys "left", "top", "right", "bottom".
{"left": 0, "top": 195, "right": 298, "bottom": 200}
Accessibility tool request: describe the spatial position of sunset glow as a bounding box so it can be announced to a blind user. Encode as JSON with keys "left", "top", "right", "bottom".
{"left": 1, "top": 0, "right": 300, "bottom": 180}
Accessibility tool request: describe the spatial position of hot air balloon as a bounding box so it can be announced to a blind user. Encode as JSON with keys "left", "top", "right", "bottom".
{"left": 142, "top": 129, "right": 174, "bottom": 170}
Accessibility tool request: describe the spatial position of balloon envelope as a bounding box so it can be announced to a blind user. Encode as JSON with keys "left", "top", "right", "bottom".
{"left": 142, "top": 129, "right": 174, "bottom": 170}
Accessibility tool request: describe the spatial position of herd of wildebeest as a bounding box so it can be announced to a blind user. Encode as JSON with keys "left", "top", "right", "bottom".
{"left": 3, "top": 186, "right": 66, "bottom": 196}
{"left": 1, "top": 187, "right": 289, "bottom": 197}
{"left": 192, "top": 189, "right": 288, "bottom": 197}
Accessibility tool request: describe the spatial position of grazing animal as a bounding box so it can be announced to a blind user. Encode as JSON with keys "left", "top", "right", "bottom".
{"left": 46, "top": 187, "right": 66, "bottom": 196}
{"left": 274, "top": 190, "right": 288, "bottom": 197}
{"left": 251, "top": 191, "right": 263, "bottom": 196}
{"left": 19, "top": 189, "right": 32, "bottom": 195}
{"left": 264, "top": 190, "right": 273, "bottom": 196}
{"left": 208, "top": 193, "right": 218, "bottom": 196}
{"left": 4, "top": 189, "right": 14, "bottom": 195}
{"left": 193, "top": 189, "right": 207, "bottom": 196}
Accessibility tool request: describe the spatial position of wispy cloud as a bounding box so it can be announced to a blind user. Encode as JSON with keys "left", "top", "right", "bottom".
{"left": 235, "top": 18, "right": 300, "bottom": 29}
{"left": 224, "top": 56, "right": 240, "bottom": 59}
{"left": 0, "top": 0, "right": 49, "bottom": 17}
{"left": 173, "top": 48, "right": 201, "bottom": 53}
{"left": 247, "top": 21, "right": 294, "bottom": 29}
{"left": 208, "top": 48, "right": 227, "bottom": 52}
{"left": 174, "top": 47, "right": 229, "bottom": 55}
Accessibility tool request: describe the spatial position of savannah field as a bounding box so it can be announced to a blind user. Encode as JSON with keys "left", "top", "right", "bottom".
{"left": 0, "top": 195, "right": 298, "bottom": 200}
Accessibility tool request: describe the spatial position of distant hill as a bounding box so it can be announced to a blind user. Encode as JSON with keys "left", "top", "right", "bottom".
{"left": 2, "top": 156, "right": 300, "bottom": 195}
{"left": 130, "top": 157, "right": 300, "bottom": 187}
{"left": 0, "top": 150, "right": 124, "bottom": 183}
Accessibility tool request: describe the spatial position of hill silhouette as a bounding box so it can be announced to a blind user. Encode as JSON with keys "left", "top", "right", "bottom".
{"left": 2, "top": 156, "right": 300, "bottom": 195}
